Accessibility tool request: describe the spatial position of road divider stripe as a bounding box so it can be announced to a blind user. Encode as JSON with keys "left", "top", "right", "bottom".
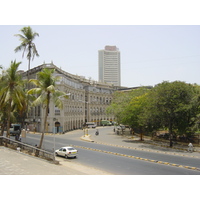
{"left": 92, "top": 141, "right": 199, "bottom": 158}
{"left": 70, "top": 144, "right": 200, "bottom": 172}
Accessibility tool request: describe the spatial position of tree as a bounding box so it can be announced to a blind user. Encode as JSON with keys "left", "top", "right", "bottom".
{"left": 106, "top": 91, "right": 132, "bottom": 124}
{"left": 146, "top": 81, "right": 198, "bottom": 147}
{"left": 106, "top": 87, "right": 151, "bottom": 140}
{"left": 27, "top": 68, "right": 69, "bottom": 150}
{"left": 14, "top": 26, "right": 40, "bottom": 123}
{"left": 107, "top": 81, "right": 200, "bottom": 145}
{"left": 0, "top": 61, "right": 26, "bottom": 137}
{"left": 107, "top": 87, "right": 150, "bottom": 125}
{"left": 14, "top": 26, "right": 39, "bottom": 81}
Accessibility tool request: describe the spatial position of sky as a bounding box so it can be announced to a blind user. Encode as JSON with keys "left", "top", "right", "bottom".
{"left": 1, "top": 25, "right": 200, "bottom": 87}
{"left": 1, "top": 1, "right": 200, "bottom": 89}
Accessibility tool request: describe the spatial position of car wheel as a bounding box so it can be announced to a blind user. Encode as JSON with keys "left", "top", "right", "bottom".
{"left": 55, "top": 152, "right": 58, "bottom": 156}
{"left": 74, "top": 156, "right": 77, "bottom": 158}
{"left": 65, "top": 154, "right": 68, "bottom": 159}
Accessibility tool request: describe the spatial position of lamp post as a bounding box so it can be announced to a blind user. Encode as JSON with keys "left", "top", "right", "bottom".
{"left": 52, "top": 93, "right": 70, "bottom": 162}
{"left": 53, "top": 118, "right": 57, "bottom": 162}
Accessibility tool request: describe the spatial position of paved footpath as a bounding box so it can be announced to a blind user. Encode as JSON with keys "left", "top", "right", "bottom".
{"left": 88, "top": 127, "right": 200, "bottom": 159}
{"left": 0, "top": 146, "right": 112, "bottom": 175}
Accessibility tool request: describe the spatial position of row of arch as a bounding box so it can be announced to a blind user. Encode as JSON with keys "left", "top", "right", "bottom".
{"left": 55, "top": 117, "right": 114, "bottom": 133}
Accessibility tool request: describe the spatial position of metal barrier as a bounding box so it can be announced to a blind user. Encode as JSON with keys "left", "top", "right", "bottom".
{"left": 0, "top": 136, "right": 55, "bottom": 162}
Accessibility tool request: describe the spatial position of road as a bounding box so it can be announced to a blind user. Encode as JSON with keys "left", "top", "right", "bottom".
{"left": 19, "top": 127, "right": 200, "bottom": 175}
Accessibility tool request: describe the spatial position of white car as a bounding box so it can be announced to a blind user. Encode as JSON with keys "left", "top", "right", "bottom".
{"left": 55, "top": 146, "right": 78, "bottom": 158}
{"left": 86, "top": 122, "right": 97, "bottom": 128}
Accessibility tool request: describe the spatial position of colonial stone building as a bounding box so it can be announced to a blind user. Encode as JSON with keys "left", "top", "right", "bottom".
{"left": 22, "top": 63, "right": 118, "bottom": 133}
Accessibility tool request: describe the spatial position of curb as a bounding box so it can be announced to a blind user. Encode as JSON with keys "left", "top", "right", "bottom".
{"left": 91, "top": 141, "right": 199, "bottom": 158}
{"left": 80, "top": 135, "right": 94, "bottom": 142}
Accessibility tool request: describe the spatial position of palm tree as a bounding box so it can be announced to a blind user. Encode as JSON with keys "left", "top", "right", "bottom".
{"left": 14, "top": 26, "right": 39, "bottom": 123}
{"left": 0, "top": 61, "right": 26, "bottom": 137}
{"left": 27, "top": 68, "right": 69, "bottom": 150}
{"left": 14, "top": 26, "right": 39, "bottom": 81}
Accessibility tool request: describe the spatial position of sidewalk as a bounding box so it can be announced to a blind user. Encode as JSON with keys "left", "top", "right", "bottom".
{"left": 84, "top": 127, "right": 200, "bottom": 158}
{"left": 0, "top": 147, "right": 112, "bottom": 175}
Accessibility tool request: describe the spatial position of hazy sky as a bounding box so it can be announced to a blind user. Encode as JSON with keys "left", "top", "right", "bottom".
{"left": 1, "top": 25, "right": 200, "bottom": 87}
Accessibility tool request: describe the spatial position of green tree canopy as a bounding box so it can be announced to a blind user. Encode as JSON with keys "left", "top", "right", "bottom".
{"left": 107, "top": 82, "right": 200, "bottom": 146}
{"left": 0, "top": 61, "right": 26, "bottom": 137}
{"left": 107, "top": 87, "right": 150, "bottom": 126}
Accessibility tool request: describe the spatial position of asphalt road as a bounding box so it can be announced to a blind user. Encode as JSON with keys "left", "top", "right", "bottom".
{"left": 17, "top": 127, "right": 200, "bottom": 175}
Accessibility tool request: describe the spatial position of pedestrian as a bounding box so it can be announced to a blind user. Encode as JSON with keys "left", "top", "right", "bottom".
{"left": 17, "top": 146, "right": 21, "bottom": 152}
{"left": 188, "top": 142, "right": 193, "bottom": 152}
{"left": 95, "top": 129, "right": 99, "bottom": 136}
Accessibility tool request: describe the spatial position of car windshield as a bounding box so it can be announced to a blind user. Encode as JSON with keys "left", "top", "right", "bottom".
{"left": 67, "top": 147, "right": 75, "bottom": 151}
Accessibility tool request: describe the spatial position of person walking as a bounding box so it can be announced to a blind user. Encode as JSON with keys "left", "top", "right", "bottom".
{"left": 188, "top": 142, "right": 193, "bottom": 152}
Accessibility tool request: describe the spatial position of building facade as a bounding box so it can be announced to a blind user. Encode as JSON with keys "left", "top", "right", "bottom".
{"left": 98, "top": 45, "right": 121, "bottom": 86}
{"left": 22, "top": 63, "right": 117, "bottom": 133}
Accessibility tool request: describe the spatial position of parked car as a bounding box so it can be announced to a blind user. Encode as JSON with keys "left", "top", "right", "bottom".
{"left": 86, "top": 122, "right": 97, "bottom": 128}
{"left": 55, "top": 146, "right": 78, "bottom": 158}
{"left": 100, "top": 120, "right": 112, "bottom": 126}
{"left": 10, "top": 124, "right": 21, "bottom": 136}
{"left": 117, "top": 124, "right": 125, "bottom": 130}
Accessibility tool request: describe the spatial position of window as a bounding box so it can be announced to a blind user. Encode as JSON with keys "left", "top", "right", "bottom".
{"left": 55, "top": 106, "right": 60, "bottom": 115}
{"left": 67, "top": 147, "right": 75, "bottom": 151}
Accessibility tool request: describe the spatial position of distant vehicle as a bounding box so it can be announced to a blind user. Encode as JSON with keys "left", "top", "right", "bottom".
{"left": 10, "top": 124, "right": 21, "bottom": 136}
{"left": 117, "top": 124, "right": 126, "bottom": 130}
{"left": 112, "top": 121, "right": 117, "bottom": 125}
{"left": 55, "top": 146, "right": 78, "bottom": 158}
{"left": 86, "top": 122, "right": 97, "bottom": 128}
{"left": 100, "top": 120, "right": 112, "bottom": 126}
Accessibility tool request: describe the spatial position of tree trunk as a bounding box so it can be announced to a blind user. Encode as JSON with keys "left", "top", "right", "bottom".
{"left": 0, "top": 123, "right": 5, "bottom": 145}
{"left": 139, "top": 127, "right": 143, "bottom": 141}
{"left": 26, "top": 57, "right": 31, "bottom": 122}
{"left": 5, "top": 99, "right": 12, "bottom": 147}
{"left": 169, "top": 121, "right": 173, "bottom": 147}
{"left": 6, "top": 99, "right": 12, "bottom": 138}
{"left": 36, "top": 93, "right": 50, "bottom": 156}
{"left": 140, "top": 133, "right": 143, "bottom": 141}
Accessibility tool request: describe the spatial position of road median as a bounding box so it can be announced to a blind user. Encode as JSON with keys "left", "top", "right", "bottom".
{"left": 80, "top": 134, "right": 94, "bottom": 142}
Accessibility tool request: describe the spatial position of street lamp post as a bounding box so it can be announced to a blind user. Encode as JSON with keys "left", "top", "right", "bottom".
{"left": 53, "top": 118, "right": 57, "bottom": 162}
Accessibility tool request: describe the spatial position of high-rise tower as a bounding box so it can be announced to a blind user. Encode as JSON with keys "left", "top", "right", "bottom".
{"left": 98, "top": 45, "right": 121, "bottom": 86}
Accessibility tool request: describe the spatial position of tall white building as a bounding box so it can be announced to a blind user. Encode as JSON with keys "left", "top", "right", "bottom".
{"left": 98, "top": 46, "right": 121, "bottom": 86}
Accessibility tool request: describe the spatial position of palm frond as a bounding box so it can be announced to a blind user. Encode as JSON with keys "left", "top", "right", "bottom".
{"left": 29, "top": 79, "right": 40, "bottom": 87}
{"left": 27, "top": 88, "right": 42, "bottom": 95}
{"left": 47, "top": 85, "right": 55, "bottom": 93}
{"left": 14, "top": 26, "right": 39, "bottom": 61}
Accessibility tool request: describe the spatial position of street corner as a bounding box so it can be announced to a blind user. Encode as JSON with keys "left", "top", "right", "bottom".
{"left": 80, "top": 135, "right": 94, "bottom": 142}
